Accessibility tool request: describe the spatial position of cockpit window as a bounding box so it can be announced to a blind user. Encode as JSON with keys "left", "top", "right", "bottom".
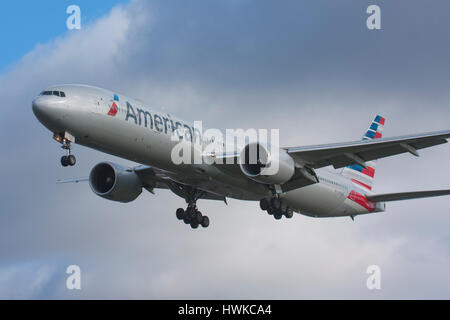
{"left": 40, "top": 91, "right": 66, "bottom": 97}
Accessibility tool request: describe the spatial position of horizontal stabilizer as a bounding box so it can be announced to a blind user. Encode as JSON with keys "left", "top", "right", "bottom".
{"left": 57, "top": 177, "right": 89, "bottom": 184}
{"left": 366, "top": 189, "right": 450, "bottom": 202}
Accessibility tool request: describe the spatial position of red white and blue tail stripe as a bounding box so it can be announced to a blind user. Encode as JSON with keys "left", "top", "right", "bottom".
{"left": 341, "top": 115, "right": 386, "bottom": 191}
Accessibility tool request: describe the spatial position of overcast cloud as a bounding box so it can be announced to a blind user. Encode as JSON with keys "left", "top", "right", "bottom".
{"left": 1, "top": 0, "right": 450, "bottom": 299}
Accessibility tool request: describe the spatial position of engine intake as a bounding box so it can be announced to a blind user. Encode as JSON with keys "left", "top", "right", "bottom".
{"left": 239, "top": 142, "right": 295, "bottom": 185}
{"left": 89, "top": 162, "right": 142, "bottom": 203}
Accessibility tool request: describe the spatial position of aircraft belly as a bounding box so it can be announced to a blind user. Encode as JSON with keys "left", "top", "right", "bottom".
{"left": 282, "top": 183, "right": 345, "bottom": 217}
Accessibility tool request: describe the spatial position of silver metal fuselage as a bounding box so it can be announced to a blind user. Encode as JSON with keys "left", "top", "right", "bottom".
{"left": 32, "top": 84, "right": 385, "bottom": 218}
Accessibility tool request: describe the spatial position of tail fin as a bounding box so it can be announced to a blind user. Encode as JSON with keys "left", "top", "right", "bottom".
{"left": 341, "top": 115, "right": 386, "bottom": 190}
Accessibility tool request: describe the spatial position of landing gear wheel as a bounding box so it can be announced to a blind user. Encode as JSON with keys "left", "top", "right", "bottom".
{"left": 267, "top": 207, "right": 275, "bottom": 215}
{"left": 61, "top": 156, "right": 69, "bottom": 167}
{"left": 271, "top": 198, "right": 281, "bottom": 210}
{"left": 195, "top": 211, "right": 203, "bottom": 224}
{"left": 190, "top": 222, "right": 199, "bottom": 229}
{"left": 260, "top": 198, "right": 270, "bottom": 211}
{"left": 201, "top": 216, "right": 210, "bottom": 228}
{"left": 67, "top": 155, "right": 76, "bottom": 166}
{"left": 274, "top": 213, "right": 283, "bottom": 220}
{"left": 186, "top": 208, "right": 195, "bottom": 221}
{"left": 284, "top": 208, "right": 294, "bottom": 219}
{"left": 176, "top": 208, "right": 185, "bottom": 220}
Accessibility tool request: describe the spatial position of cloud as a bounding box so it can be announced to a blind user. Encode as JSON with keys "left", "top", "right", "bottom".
{"left": 1, "top": 0, "right": 450, "bottom": 299}
{"left": 0, "top": 262, "right": 59, "bottom": 299}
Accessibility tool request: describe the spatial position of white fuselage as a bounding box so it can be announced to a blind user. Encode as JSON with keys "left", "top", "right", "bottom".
{"left": 32, "top": 85, "right": 385, "bottom": 218}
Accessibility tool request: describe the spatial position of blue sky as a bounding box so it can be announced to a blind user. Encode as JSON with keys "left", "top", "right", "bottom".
{"left": 0, "top": 0, "right": 128, "bottom": 71}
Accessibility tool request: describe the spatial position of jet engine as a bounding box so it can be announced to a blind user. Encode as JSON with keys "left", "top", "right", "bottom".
{"left": 239, "top": 142, "right": 295, "bottom": 185}
{"left": 89, "top": 162, "right": 142, "bottom": 203}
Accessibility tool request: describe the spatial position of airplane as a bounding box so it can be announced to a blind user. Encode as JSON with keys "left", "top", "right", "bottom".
{"left": 32, "top": 84, "right": 450, "bottom": 229}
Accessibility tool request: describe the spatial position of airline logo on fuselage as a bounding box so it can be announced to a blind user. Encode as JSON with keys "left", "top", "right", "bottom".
{"left": 124, "top": 100, "right": 201, "bottom": 143}
{"left": 107, "top": 94, "right": 119, "bottom": 117}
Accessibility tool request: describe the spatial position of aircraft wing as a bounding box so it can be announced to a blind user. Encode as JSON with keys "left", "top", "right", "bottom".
{"left": 366, "top": 189, "right": 450, "bottom": 202}
{"left": 286, "top": 130, "right": 450, "bottom": 169}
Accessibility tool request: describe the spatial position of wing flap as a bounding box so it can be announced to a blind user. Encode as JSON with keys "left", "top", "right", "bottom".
{"left": 366, "top": 189, "right": 450, "bottom": 202}
{"left": 134, "top": 165, "right": 171, "bottom": 190}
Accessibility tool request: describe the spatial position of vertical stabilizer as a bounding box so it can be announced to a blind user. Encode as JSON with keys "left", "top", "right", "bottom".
{"left": 341, "top": 115, "right": 386, "bottom": 190}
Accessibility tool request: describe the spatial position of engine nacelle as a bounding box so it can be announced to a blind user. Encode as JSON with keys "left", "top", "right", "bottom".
{"left": 239, "top": 142, "right": 295, "bottom": 184}
{"left": 89, "top": 162, "right": 142, "bottom": 203}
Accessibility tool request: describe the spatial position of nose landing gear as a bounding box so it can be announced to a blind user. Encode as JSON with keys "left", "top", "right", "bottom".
{"left": 60, "top": 141, "right": 76, "bottom": 167}
{"left": 54, "top": 132, "right": 77, "bottom": 167}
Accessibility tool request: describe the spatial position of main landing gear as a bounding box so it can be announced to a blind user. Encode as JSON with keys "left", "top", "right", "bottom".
{"left": 259, "top": 197, "right": 294, "bottom": 220}
{"left": 176, "top": 207, "right": 210, "bottom": 229}
{"left": 176, "top": 189, "right": 210, "bottom": 229}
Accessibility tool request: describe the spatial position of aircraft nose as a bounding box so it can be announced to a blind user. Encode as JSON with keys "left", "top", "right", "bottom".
{"left": 32, "top": 96, "right": 64, "bottom": 131}
{"left": 32, "top": 97, "right": 47, "bottom": 118}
